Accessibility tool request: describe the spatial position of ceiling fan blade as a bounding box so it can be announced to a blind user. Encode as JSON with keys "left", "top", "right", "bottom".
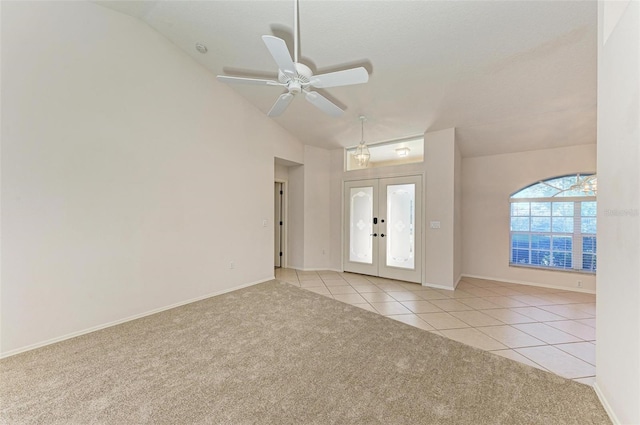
{"left": 310, "top": 67, "right": 369, "bottom": 88}
{"left": 216, "top": 75, "right": 282, "bottom": 86}
{"left": 304, "top": 91, "right": 344, "bottom": 117}
{"left": 268, "top": 93, "right": 294, "bottom": 117}
{"left": 262, "top": 35, "right": 297, "bottom": 77}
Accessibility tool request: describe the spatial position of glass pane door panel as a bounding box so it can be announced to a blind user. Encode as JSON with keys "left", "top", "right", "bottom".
{"left": 386, "top": 183, "right": 415, "bottom": 269}
{"left": 349, "top": 187, "right": 373, "bottom": 264}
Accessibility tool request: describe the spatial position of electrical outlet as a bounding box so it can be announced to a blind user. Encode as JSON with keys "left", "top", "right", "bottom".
{"left": 262, "top": 219, "right": 268, "bottom": 227}
{"left": 577, "top": 280, "right": 582, "bottom": 288}
{"left": 230, "top": 261, "right": 234, "bottom": 269}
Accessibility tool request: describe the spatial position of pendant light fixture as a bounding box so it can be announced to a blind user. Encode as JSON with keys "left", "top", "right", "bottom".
{"left": 353, "top": 115, "right": 370, "bottom": 167}
{"left": 569, "top": 173, "right": 598, "bottom": 195}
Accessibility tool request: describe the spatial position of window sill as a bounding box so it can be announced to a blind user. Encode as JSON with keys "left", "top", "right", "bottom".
{"left": 509, "top": 263, "right": 596, "bottom": 275}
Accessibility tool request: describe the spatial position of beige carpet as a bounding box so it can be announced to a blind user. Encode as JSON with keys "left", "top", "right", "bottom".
{"left": 0, "top": 280, "right": 609, "bottom": 424}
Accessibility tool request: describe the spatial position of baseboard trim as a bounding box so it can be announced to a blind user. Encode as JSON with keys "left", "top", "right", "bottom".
{"left": 593, "top": 383, "right": 620, "bottom": 425}
{"left": 289, "top": 267, "right": 342, "bottom": 272}
{"left": 421, "top": 282, "right": 456, "bottom": 291}
{"left": 453, "top": 273, "right": 463, "bottom": 289}
{"left": 0, "top": 277, "right": 274, "bottom": 359}
{"left": 460, "top": 274, "right": 596, "bottom": 294}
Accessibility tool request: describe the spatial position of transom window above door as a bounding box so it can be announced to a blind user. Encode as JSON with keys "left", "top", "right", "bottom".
{"left": 509, "top": 174, "right": 597, "bottom": 273}
{"left": 346, "top": 137, "right": 424, "bottom": 171}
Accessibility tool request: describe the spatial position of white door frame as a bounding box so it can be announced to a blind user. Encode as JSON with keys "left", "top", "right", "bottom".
{"left": 343, "top": 175, "right": 423, "bottom": 283}
{"left": 275, "top": 179, "right": 288, "bottom": 268}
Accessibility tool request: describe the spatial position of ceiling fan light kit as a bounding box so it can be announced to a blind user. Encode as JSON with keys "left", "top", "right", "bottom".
{"left": 216, "top": 0, "right": 369, "bottom": 117}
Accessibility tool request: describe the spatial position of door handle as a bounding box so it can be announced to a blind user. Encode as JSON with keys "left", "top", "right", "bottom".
{"left": 373, "top": 217, "right": 378, "bottom": 224}
{"left": 370, "top": 233, "right": 378, "bottom": 237}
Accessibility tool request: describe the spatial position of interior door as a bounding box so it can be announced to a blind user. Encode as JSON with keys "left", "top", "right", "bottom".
{"left": 343, "top": 176, "right": 422, "bottom": 283}
{"left": 274, "top": 182, "right": 283, "bottom": 267}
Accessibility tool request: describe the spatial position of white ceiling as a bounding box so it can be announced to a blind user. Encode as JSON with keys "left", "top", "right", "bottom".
{"left": 95, "top": 0, "right": 597, "bottom": 157}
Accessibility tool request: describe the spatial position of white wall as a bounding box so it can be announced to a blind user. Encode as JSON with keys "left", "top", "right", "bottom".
{"left": 424, "top": 128, "right": 458, "bottom": 288}
{"left": 329, "top": 149, "right": 344, "bottom": 271}
{"left": 302, "top": 146, "right": 331, "bottom": 270}
{"left": 453, "top": 139, "right": 463, "bottom": 284}
{"left": 280, "top": 146, "right": 333, "bottom": 271}
{"left": 0, "top": 1, "right": 304, "bottom": 356}
{"left": 287, "top": 165, "right": 305, "bottom": 270}
{"left": 462, "top": 144, "right": 597, "bottom": 291}
{"left": 596, "top": 1, "right": 640, "bottom": 423}
{"left": 275, "top": 164, "right": 290, "bottom": 182}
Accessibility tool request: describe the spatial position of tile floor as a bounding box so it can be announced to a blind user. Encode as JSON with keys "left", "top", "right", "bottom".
{"left": 275, "top": 268, "right": 596, "bottom": 386}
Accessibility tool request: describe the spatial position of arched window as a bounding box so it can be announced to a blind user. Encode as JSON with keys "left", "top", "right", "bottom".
{"left": 510, "top": 174, "right": 597, "bottom": 273}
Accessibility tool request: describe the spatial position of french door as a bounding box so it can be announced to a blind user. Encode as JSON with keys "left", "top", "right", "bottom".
{"left": 343, "top": 175, "right": 422, "bottom": 283}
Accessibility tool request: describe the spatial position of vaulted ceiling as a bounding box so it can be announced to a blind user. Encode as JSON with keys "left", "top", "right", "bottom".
{"left": 96, "top": 1, "right": 597, "bottom": 157}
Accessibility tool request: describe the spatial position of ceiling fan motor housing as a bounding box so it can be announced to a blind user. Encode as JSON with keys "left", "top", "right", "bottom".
{"left": 278, "top": 63, "right": 313, "bottom": 94}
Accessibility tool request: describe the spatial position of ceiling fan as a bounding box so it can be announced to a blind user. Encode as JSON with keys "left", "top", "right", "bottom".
{"left": 216, "top": 0, "right": 369, "bottom": 117}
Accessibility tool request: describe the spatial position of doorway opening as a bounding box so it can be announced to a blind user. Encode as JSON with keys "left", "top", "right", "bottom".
{"left": 275, "top": 181, "right": 285, "bottom": 268}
